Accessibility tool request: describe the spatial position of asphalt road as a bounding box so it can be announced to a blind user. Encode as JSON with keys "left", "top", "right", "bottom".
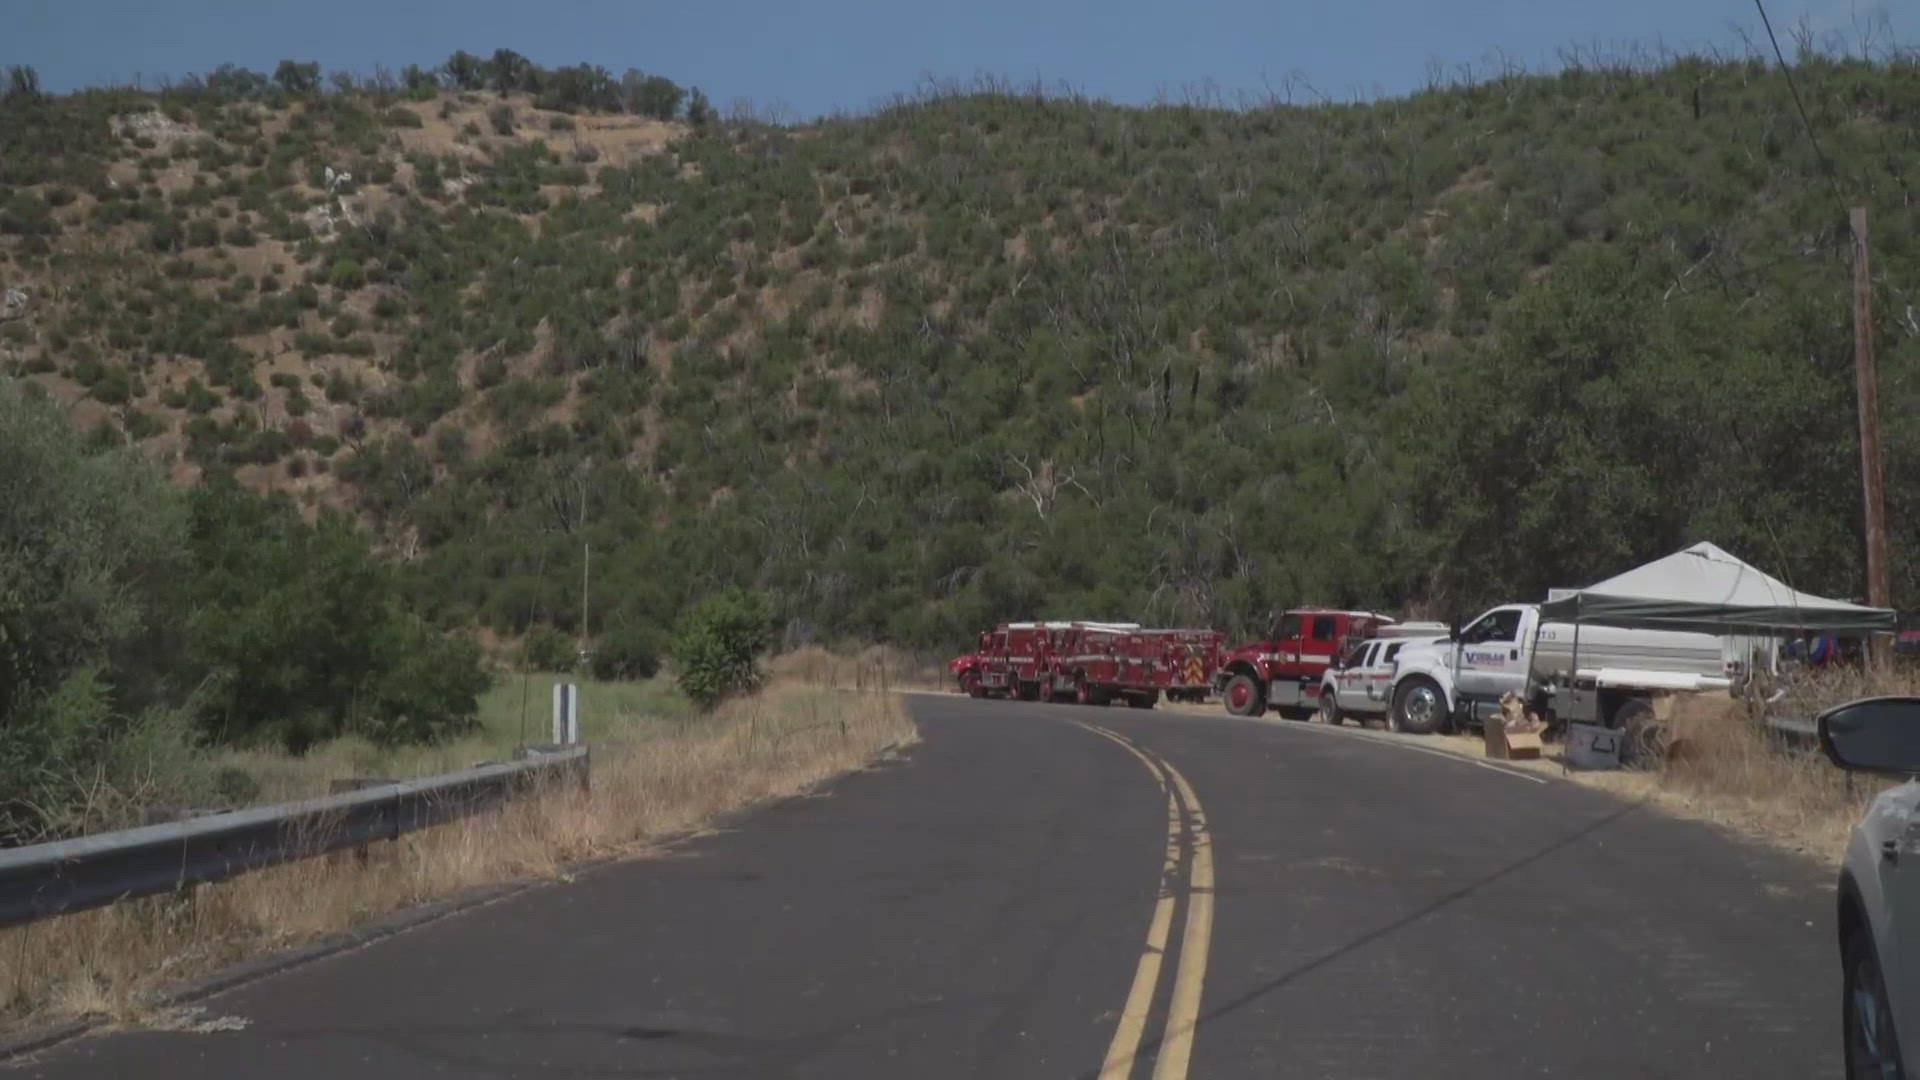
{"left": 18, "top": 695, "right": 1840, "bottom": 1078}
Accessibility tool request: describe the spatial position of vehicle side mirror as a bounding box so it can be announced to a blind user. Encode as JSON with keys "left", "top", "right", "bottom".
{"left": 1819, "top": 697, "right": 1920, "bottom": 776}
{"left": 1448, "top": 620, "right": 1463, "bottom": 642}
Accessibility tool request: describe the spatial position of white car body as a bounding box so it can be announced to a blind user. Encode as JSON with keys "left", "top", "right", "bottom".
{"left": 1840, "top": 778, "right": 1920, "bottom": 1064}
{"left": 1821, "top": 698, "right": 1920, "bottom": 1072}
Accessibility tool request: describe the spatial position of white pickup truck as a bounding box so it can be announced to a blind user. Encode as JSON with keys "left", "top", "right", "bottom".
{"left": 1317, "top": 623, "right": 1449, "bottom": 726}
{"left": 1385, "top": 603, "right": 1735, "bottom": 740}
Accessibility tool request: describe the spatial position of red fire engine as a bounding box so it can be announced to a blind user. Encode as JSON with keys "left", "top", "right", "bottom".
{"left": 1213, "top": 608, "right": 1396, "bottom": 718}
{"left": 950, "top": 622, "right": 1224, "bottom": 708}
{"left": 1151, "top": 628, "right": 1227, "bottom": 703}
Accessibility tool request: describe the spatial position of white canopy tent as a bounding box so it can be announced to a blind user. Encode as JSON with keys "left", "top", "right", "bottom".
{"left": 1537, "top": 541, "right": 1895, "bottom": 635}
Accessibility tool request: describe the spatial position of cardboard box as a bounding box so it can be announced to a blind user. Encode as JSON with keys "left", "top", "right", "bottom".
{"left": 1484, "top": 722, "right": 1543, "bottom": 760}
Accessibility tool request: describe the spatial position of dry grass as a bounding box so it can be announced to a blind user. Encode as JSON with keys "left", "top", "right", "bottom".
{"left": 0, "top": 678, "right": 915, "bottom": 1034}
{"left": 1766, "top": 663, "right": 1920, "bottom": 727}
{"left": 1620, "top": 666, "right": 1919, "bottom": 859}
{"left": 1529, "top": 692, "right": 1885, "bottom": 862}
{"left": 767, "top": 644, "right": 951, "bottom": 693}
{"left": 1422, "top": 667, "right": 1919, "bottom": 863}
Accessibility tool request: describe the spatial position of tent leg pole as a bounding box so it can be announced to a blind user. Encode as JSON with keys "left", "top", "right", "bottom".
{"left": 1566, "top": 601, "right": 1582, "bottom": 776}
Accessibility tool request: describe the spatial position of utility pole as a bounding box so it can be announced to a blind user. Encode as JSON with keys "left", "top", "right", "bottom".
{"left": 581, "top": 541, "right": 592, "bottom": 657}
{"left": 519, "top": 544, "right": 547, "bottom": 750}
{"left": 1852, "top": 207, "right": 1891, "bottom": 669}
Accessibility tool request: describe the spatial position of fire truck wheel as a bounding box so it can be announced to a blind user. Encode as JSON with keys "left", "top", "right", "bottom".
{"left": 1319, "top": 690, "right": 1343, "bottom": 726}
{"left": 961, "top": 671, "right": 984, "bottom": 698}
{"left": 1223, "top": 674, "right": 1265, "bottom": 717}
{"left": 1393, "top": 677, "right": 1445, "bottom": 735}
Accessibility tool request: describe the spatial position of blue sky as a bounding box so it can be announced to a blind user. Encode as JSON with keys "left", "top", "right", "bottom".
{"left": 5, "top": 0, "right": 1902, "bottom": 119}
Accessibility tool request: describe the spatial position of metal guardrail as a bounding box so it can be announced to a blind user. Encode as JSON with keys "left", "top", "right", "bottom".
{"left": 0, "top": 745, "right": 588, "bottom": 929}
{"left": 1763, "top": 714, "right": 1819, "bottom": 750}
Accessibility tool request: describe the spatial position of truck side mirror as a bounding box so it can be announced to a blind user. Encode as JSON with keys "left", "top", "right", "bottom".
{"left": 1448, "top": 620, "right": 1463, "bottom": 642}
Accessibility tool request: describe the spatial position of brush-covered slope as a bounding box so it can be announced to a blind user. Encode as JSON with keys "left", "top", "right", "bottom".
{"left": 1, "top": 54, "right": 1917, "bottom": 648}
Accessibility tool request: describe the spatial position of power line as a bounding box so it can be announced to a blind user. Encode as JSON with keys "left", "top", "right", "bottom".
{"left": 1751, "top": 0, "right": 1851, "bottom": 215}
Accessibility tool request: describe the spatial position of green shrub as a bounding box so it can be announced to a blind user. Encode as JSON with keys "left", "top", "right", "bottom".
{"left": 328, "top": 259, "right": 365, "bottom": 289}
{"left": 184, "top": 482, "right": 486, "bottom": 751}
{"left": 183, "top": 378, "right": 219, "bottom": 414}
{"left": 211, "top": 766, "right": 261, "bottom": 806}
{"left": 122, "top": 409, "right": 166, "bottom": 441}
{"left": 89, "top": 365, "right": 137, "bottom": 405}
{"left": 356, "top": 617, "right": 489, "bottom": 745}
{"left": 590, "top": 624, "right": 660, "bottom": 681}
{"left": 671, "top": 589, "right": 773, "bottom": 710}
{"left": 0, "top": 193, "right": 57, "bottom": 236}
{"left": 522, "top": 625, "right": 576, "bottom": 671}
{"left": 0, "top": 384, "right": 189, "bottom": 840}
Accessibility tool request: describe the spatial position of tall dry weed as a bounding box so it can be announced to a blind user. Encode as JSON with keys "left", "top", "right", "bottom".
{"left": 767, "top": 643, "right": 949, "bottom": 693}
{"left": 1556, "top": 666, "right": 1917, "bottom": 861}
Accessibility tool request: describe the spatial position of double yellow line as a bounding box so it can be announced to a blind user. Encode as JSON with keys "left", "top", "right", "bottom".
{"left": 1074, "top": 722, "right": 1215, "bottom": 1080}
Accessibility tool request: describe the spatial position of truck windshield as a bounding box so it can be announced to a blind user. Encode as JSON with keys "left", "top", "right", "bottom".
{"left": 1466, "top": 609, "right": 1523, "bottom": 643}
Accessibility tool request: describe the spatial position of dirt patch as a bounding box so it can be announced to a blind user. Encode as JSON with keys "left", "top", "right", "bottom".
{"left": 849, "top": 286, "right": 885, "bottom": 329}
{"left": 110, "top": 111, "right": 201, "bottom": 146}
{"left": 391, "top": 95, "right": 683, "bottom": 165}
{"left": 1437, "top": 165, "right": 1496, "bottom": 199}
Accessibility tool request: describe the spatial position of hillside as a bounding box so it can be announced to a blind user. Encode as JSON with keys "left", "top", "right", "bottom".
{"left": 2, "top": 54, "right": 1918, "bottom": 650}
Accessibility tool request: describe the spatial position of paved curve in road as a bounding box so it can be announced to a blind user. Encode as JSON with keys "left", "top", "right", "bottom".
{"left": 18, "top": 695, "right": 1839, "bottom": 1078}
